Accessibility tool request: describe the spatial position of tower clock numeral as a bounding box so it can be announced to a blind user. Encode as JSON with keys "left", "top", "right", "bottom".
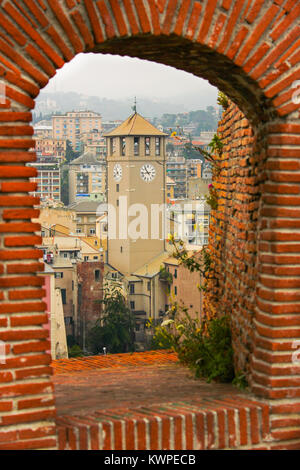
{"left": 140, "top": 164, "right": 156, "bottom": 182}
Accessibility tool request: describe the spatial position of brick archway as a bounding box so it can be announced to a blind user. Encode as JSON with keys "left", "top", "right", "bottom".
{"left": 0, "top": 0, "right": 299, "bottom": 450}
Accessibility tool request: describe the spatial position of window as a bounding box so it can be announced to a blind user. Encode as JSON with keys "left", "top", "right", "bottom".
{"left": 117, "top": 199, "right": 119, "bottom": 207}
{"left": 174, "top": 286, "right": 177, "bottom": 295}
{"left": 145, "top": 137, "right": 150, "bottom": 156}
{"left": 155, "top": 137, "right": 160, "bottom": 156}
{"left": 147, "top": 281, "right": 151, "bottom": 291}
{"left": 72, "top": 281, "right": 74, "bottom": 291}
{"left": 120, "top": 246, "right": 123, "bottom": 253}
{"left": 110, "top": 138, "right": 116, "bottom": 155}
{"left": 90, "top": 228, "right": 96, "bottom": 235}
{"left": 134, "top": 137, "right": 139, "bottom": 156}
{"left": 130, "top": 301, "right": 135, "bottom": 310}
{"left": 61, "top": 288, "right": 66, "bottom": 305}
{"left": 129, "top": 283, "right": 135, "bottom": 294}
{"left": 95, "top": 269, "right": 100, "bottom": 281}
{"left": 84, "top": 256, "right": 89, "bottom": 261}
{"left": 55, "top": 272, "right": 63, "bottom": 279}
{"left": 116, "top": 184, "right": 119, "bottom": 192}
{"left": 174, "top": 269, "right": 177, "bottom": 279}
{"left": 120, "top": 137, "right": 126, "bottom": 156}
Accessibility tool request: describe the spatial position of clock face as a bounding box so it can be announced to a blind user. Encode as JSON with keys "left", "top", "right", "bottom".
{"left": 140, "top": 164, "right": 156, "bottom": 182}
{"left": 113, "top": 164, "right": 122, "bottom": 182}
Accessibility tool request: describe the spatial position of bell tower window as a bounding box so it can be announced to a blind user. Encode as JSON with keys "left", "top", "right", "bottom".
{"left": 155, "top": 137, "right": 161, "bottom": 156}
{"left": 145, "top": 137, "right": 150, "bottom": 156}
{"left": 120, "top": 137, "right": 126, "bottom": 156}
{"left": 134, "top": 137, "right": 139, "bottom": 156}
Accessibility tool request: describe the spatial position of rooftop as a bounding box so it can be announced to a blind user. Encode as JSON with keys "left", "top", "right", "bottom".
{"left": 69, "top": 151, "right": 104, "bottom": 166}
{"left": 104, "top": 112, "right": 168, "bottom": 137}
{"left": 133, "top": 251, "right": 170, "bottom": 278}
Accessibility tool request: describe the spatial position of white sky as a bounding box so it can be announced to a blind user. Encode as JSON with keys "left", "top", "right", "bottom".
{"left": 43, "top": 53, "right": 218, "bottom": 109}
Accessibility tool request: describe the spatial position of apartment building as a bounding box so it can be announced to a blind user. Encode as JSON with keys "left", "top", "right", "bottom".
{"left": 68, "top": 151, "right": 106, "bottom": 204}
{"left": 35, "top": 137, "right": 67, "bottom": 161}
{"left": 29, "top": 157, "right": 61, "bottom": 203}
{"left": 52, "top": 111, "right": 102, "bottom": 152}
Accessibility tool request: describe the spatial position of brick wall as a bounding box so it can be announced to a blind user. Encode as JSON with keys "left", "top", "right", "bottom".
{"left": 77, "top": 260, "right": 104, "bottom": 345}
{"left": 206, "top": 102, "right": 260, "bottom": 378}
{"left": 0, "top": 0, "right": 299, "bottom": 450}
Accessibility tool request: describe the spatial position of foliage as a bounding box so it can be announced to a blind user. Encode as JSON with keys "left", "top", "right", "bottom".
{"left": 208, "top": 134, "right": 223, "bottom": 157}
{"left": 87, "top": 286, "right": 136, "bottom": 355}
{"left": 152, "top": 310, "right": 235, "bottom": 383}
{"left": 161, "top": 107, "right": 218, "bottom": 132}
{"left": 68, "top": 344, "right": 84, "bottom": 358}
{"left": 65, "top": 139, "right": 81, "bottom": 163}
{"left": 217, "top": 91, "right": 229, "bottom": 110}
{"left": 232, "top": 372, "right": 248, "bottom": 390}
{"left": 60, "top": 165, "right": 69, "bottom": 206}
{"left": 159, "top": 265, "right": 173, "bottom": 285}
{"left": 205, "top": 183, "right": 218, "bottom": 210}
{"left": 169, "top": 235, "right": 212, "bottom": 292}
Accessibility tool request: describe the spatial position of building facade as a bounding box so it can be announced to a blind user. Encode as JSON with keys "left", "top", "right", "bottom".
{"left": 68, "top": 151, "right": 106, "bottom": 204}
{"left": 52, "top": 111, "right": 102, "bottom": 153}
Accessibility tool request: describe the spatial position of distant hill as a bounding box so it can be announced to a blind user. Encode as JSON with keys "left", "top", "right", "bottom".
{"left": 34, "top": 91, "right": 197, "bottom": 121}
{"left": 33, "top": 90, "right": 219, "bottom": 123}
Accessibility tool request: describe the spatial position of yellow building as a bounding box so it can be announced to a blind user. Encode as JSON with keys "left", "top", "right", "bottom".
{"left": 52, "top": 111, "right": 102, "bottom": 153}
{"left": 35, "top": 137, "right": 67, "bottom": 160}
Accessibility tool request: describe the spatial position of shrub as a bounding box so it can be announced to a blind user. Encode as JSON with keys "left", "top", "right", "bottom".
{"left": 152, "top": 311, "right": 235, "bottom": 383}
{"left": 68, "top": 344, "right": 84, "bottom": 358}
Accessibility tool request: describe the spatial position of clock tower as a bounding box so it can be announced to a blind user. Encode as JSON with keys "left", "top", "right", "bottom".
{"left": 105, "top": 112, "right": 168, "bottom": 276}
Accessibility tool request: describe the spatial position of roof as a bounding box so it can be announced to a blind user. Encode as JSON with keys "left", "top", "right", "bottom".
{"left": 166, "top": 176, "right": 176, "bottom": 185}
{"left": 133, "top": 251, "right": 170, "bottom": 277}
{"left": 42, "top": 236, "right": 100, "bottom": 254}
{"left": 164, "top": 250, "right": 201, "bottom": 266}
{"left": 69, "top": 151, "right": 104, "bottom": 166}
{"left": 68, "top": 200, "right": 100, "bottom": 213}
{"left": 126, "top": 275, "right": 142, "bottom": 282}
{"left": 104, "top": 112, "right": 168, "bottom": 137}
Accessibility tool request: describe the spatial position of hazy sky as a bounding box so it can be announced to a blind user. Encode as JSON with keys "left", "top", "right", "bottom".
{"left": 43, "top": 53, "right": 218, "bottom": 109}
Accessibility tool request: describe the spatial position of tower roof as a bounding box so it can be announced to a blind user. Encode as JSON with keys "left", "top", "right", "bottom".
{"left": 104, "top": 112, "right": 168, "bottom": 137}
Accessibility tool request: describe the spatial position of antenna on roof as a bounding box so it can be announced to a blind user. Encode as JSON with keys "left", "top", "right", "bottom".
{"left": 132, "top": 96, "right": 137, "bottom": 114}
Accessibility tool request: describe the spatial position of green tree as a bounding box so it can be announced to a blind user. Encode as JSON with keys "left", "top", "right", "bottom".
{"left": 60, "top": 165, "right": 69, "bottom": 206}
{"left": 87, "top": 287, "right": 136, "bottom": 355}
{"left": 65, "top": 139, "right": 80, "bottom": 163}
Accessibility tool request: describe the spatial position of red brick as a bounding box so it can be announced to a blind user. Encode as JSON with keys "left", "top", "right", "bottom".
{"left": 4, "top": 235, "right": 42, "bottom": 247}
{"left": 83, "top": 0, "right": 104, "bottom": 43}
{"left": 96, "top": 0, "right": 116, "bottom": 38}
{"left": 132, "top": 0, "right": 151, "bottom": 33}
{"left": 47, "top": 0, "right": 84, "bottom": 53}
{"left": 13, "top": 340, "right": 51, "bottom": 355}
